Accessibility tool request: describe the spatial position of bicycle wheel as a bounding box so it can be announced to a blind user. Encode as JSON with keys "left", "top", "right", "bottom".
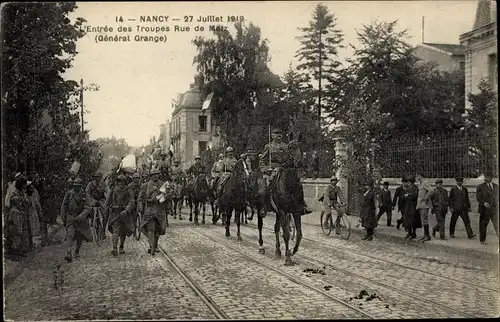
{"left": 135, "top": 213, "right": 142, "bottom": 241}
{"left": 94, "top": 216, "right": 104, "bottom": 246}
{"left": 337, "top": 214, "right": 352, "bottom": 240}
{"left": 320, "top": 211, "right": 333, "bottom": 236}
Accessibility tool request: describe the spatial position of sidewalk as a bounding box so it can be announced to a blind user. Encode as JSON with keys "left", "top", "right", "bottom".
{"left": 299, "top": 210, "right": 499, "bottom": 257}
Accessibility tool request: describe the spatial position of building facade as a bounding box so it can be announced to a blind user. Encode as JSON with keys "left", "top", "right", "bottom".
{"left": 460, "top": 0, "right": 497, "bottom": 109}
{"left": 413, "top": 42, "right": 465, "bottom": 73}
{"left": 170, "top": 78, "right": 220, "bottom": 169}
{"left": 157, "top": 122, "right": 171, "bottom": 154}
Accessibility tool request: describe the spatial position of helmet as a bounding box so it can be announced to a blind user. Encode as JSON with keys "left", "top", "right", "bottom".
{"left": 240, "top": 153, "right": 246, "bottom": 159}
{"left": 117, "top": 174, "right": 127, "bottom": 181}
{"left": 174, "top": 158, "right": 180, "bottom": 162}
{"left": 330, "top": 176, "right": 338, "bottom": 181}
{"left": 150, "top": 169, "right": 161, "bottom": 175}
{"left": 161, "top": 151, "right": 168, "bottom": 156}
{"left": 132, "top": 173, "right": 141, "bottom": 179}
{"left": 271, "top": 128, "right": 283, "bottom": 134}
{"left": 226, "top": 147, "right": 234, "bottom": 153}
{"left": 194, "top": 156, "right": 201, "bottom": 160}
{"left": 72, "top": 177, "right": 83, "bottom": 186}
{"left": 217, "top": 153, "right": 224, "bottom": 158}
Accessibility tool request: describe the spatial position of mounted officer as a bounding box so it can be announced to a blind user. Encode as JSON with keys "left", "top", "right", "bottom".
{"left": 259, "top": 127, "right": 312, "bottom": 217}
{"left": 215, "top": 147, "right": 238, "bottom": 197}
{"left": 211, "top": 153, "right": 224, "bottom": 190}
{"left": 170, "top": 157, "right": 186, "bottom": 183}
{"left": 187, "top": 155, "right": 206, "bottom": 178}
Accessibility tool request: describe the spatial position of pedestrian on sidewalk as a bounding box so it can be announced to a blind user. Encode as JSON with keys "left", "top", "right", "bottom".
{"left": 416, "top": 174, "right": 433, "bottom": 242}
{"left": 360, "top": 177, "right": 377, "bottom": 241}
{"left": 476, "top": 171, "right": 498, "bottom": 245}
{"left": 26, "top": 182, "right": 42, "bottom": 247}
{"left": 392, "top": 178, "right": 406, "bottom": 231}
{"left": 105, "top": 174, "right": 135, "bottom": 256}
{"left": 376, "top": 181, "right": 393, "bottom": 227}
{"left": 6, "top": 175, "right": 32, "bottom": 258}
{"left": 402, "top": 175, "right": 420, "bottom": 240}
{"left": 59, "top": 177, "right": 93, "bottom": 263}
{"left": 430, "top": 179, "right": 448, "bottom": 240}
{"left": 449, "top": 177, "right": 475, "bottom": 239}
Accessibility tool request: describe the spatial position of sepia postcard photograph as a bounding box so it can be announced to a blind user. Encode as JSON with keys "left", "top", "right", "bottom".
{"left": 2, "top": 0, "right": 498, "bottom": 320}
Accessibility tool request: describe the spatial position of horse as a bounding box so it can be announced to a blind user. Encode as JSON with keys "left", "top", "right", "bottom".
{"left": 218, "top": 159, "right": 247, "bottom": 240}
{"left": 244, "top": 156, "right": 267, "bottom": 248}
{"left": 267, "top": 139, "right": 305, "bottom": 266}
{"left": 186, "top": 173, "right": 209, "bottom": 224}
{"left": 171, "top": 177, "right": 186, "bottom": 220}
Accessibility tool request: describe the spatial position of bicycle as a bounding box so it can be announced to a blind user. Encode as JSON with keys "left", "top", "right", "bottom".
{"left": 89, "top": 206, "right": 105, "bottom": 246}
{"left": 320, "top": 204, "right": 351, "bottom": 240}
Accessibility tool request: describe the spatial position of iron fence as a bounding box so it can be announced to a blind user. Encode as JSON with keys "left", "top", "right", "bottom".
{"left": 380, "top": 130, "right": 498, "bottom": 178}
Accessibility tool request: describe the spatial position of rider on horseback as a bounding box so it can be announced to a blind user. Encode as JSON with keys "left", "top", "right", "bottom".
{"left": 186, "top": 156, "right": 207, "bottom": 181}
{"left": 170, "top": 158, "right": 185, "bottom": 183}
{"left": 216, "top": 147, "right": 237, "bottom": 198}
{"left": 259, "top": 127, "right": 313, "bottom": 217}
{"left": 210, "top": 153, "right": 224, "bottom": 192}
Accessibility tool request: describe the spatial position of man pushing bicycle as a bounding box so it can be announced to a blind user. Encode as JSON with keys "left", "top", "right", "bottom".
{"left": 320, "top": 176, "right": 346, "bottom": 232}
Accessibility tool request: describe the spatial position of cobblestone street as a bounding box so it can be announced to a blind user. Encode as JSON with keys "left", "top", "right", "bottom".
{"left": 4, "top": 210, "right": 500, "bottom": 320}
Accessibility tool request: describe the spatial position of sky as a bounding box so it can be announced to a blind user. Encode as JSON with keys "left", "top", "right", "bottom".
{"left": 64, "top": 1, "right": 478, "bottom": 147}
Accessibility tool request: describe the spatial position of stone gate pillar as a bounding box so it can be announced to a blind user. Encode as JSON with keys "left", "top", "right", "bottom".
{"left": 332, "top": 120, "right": 350, "bottom": 204}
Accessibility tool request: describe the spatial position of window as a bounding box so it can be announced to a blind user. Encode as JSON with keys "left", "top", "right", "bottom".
{"left": 459, "top": 61, "right": 465, "bottom": 71}
{"left": 488, "top": 54, "right": 497, "bottom": 89}
{"left": 198, "top": 115, "right": 207, "bottom": 132}
{"left": 198, "top": 141, "right": 207, "bottom": 155}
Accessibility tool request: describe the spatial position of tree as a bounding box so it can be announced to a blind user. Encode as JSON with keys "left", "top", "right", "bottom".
{"left": 193, "top": 22, "right": 283, "bottom": 153}
{"left": 295, "top": 3, "right": 344, "bottom": 122}
{"left": 1, "top": 3, "right": 101, "bottom": 221}
{"left": 95, "top": 137, "right": 132, "bottom": 173}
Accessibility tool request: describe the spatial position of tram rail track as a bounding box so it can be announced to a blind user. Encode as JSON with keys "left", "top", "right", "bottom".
{"left": 232, "top": 223, "right": 483, "bottom": 318}
{"left": 245, "top": 219, "right": 497, "bottom": 292}
{"left": 190, "top": 228, "right": 376, "bottom": 319}
{"left": 140, "top": 239, "right": 229, "bottom": 319}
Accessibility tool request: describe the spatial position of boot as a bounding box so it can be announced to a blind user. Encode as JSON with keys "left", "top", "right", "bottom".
{"left": 119, "top": 236, "right": 126, "bottom": 254}
{"left": 419, "top": 225, "right": 431, "bottom": 242}
{"left": 432, "top": 225, "right": 438, "bottom": 238}
{"left": 396, "top": 219, "right": 402, "bottom": 230}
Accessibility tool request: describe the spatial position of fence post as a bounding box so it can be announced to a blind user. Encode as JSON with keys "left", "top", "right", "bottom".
{"left": 332, "top": 121, "right": 350, "bottom": 206}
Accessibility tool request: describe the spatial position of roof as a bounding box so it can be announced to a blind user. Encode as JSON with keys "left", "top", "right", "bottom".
{"left": 473, "top": 0, "right": 496, "bottom": 30}
{"left": 172, "top": 86, "right": 204, "bottom": 116}
{"left": 422, "top": 43, "right": 465, "bottom": 56}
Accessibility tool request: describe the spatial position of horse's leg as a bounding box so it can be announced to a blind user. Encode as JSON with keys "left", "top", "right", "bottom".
{"left": 178, "top": 198, "right": 183, "bottom": 220}
{"left": 224, "top": 207, "right": 231, "bottom": 237}
{"left": 292, "top": 212, "right": 303, "bottom": 255}
{"left": 281, "top": 213, "right": 292, "bottom": 266}
{"left": 258, "top": 213, "right": 265, "bottom": 254}
{"left": 236, "top": 208, "right": 242, "bottom": 241}
{"left": 248, "top": 203, "right": 254, "bottom": 221}
{"left": 165, "top": 201, "right": 169, "bottom": 227}
{"left": 173, "top": 200, "right": 177, "bottom": 219}
{"left": 274, "top": 215, "right": 281, "bottom": 258}
{"left": 189, "top": 197, "right": 193, "bottom": 222}
{"left": 194, "top": 201, "right": 199, "bottom": 225}
{"left": 202, "top": 201, "right": 206, "bottom": 224}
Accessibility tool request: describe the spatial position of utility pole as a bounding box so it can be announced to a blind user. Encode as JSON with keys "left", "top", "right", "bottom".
{"left": 80, "top": 78, "right": 84, "bottom": 142}
{"left": 421, "top": 16, "right": 425, "bottom": 43}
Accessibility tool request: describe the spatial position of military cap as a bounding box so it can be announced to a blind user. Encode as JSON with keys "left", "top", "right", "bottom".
{"left": 72, "top": 177, "right": 83, "bottom": 186}
{"left": 217, "top": 153, "right": 224, "bottom": 158}
{"left": 435, "top": 179, "right": 443, "bottom": 184}
{"left": 383, "top": 181, "right": 389, "bottom": 186}
{"left": 226, "top": 146, "right": 234, "bottom": 153}
{"left": 194, "top": 155, "right": 201, "bottom": 160}
{"left": 174, "top": 158, "right": 180, "bottom": 162}
{"left": 150, "top": 169, "right": 161, "bottom": 175}
{"left": 161, "top": 151, "right": 168, "bottom": 156}
{"left": 455, "top": 177, "right": 463, "bottom": 182}
{"left": 117, "top": 174, "right": 127, "bottom": 181}
{"left": 272, "top": 128, "right": 283, "bottom": 134}
{"left": 132, "top": 173, "right": 141, "bottom": 179}
{"left": 330, "top": 176, "right": 338, "bottom": 181}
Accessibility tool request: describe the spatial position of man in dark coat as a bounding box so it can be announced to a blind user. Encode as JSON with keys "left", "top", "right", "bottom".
{"left": 476, "top": 171, "right": 498, "bottom": 245}
{"left": 105, "top": 174, "right": 135, "bottom": 256}
{"left": 376, "top": 181, "right": 393, "bottom": 227}
{"left": 392, "top": 178, "right": 406, "bottom": 230}
{"left": 449, "top": 177, "right": 475, "bottom": 239}
{"left": 402, "top": 175, "right": 420, "bottom": 239}
{"left": 430, "top": 179, "right": 448, "bottom": 240}
{"left": 360, "top": 177, "right": 377, "bottom": 241}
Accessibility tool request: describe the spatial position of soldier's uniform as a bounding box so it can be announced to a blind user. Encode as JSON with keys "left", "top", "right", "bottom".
{"left": 211, "top": 153, "right": 225, "bottom": 189}
{"left": 430, "top": 179, "right": 449, "bottom": 240}
{"left": 137, "top": 169, "right": 167, "bottom": 256}
{"left": 158, "top": 152, "right": 171, "bottom": 181}
{"left": 105, "top": 174, "right": 135, "bottom": 256}
{"left": 60, "top": 178, "right": 93, "bottom": 262}
{"left": 170, "top": 159, "right": 186, "bottom": 183}
{"left": 81, "top": 172, "right": 107, "bottom": 239}
{"left": 259, "top": 128, "right": 312, "bottom": 216}
{"left": 216, "top": 147, "right": 237, "bottom": 197}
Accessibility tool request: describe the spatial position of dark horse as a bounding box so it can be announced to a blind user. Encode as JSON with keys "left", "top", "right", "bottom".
{"left": 187, "top": 173, "right": 209, "bottom": 224}
{"left": 171, "top": 177, "right": 186, "bottom": 220}
{"left": 218, "top": 159, "right": 247, "bottom": 240}
{"left": 244, "top": 156, "right": 267, "bottom": 252}
{"left": 268, "top": 139, "right": 305, "bottom": 266}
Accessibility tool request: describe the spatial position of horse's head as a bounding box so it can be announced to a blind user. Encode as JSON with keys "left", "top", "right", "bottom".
{"left": 194, "top": 173, "right": 208, "bottom": 192}
{"left": 287, "top": 139, "right": 304, "bottom": 167}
